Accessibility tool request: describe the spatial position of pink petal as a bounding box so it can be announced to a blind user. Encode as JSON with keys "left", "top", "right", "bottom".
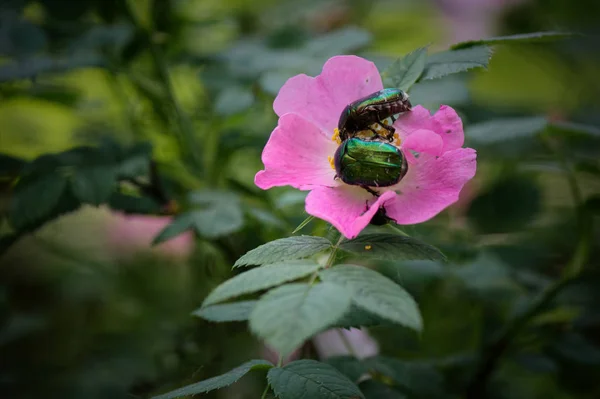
{"left": 273, "top": 55, "right": 383, "bottom": 134}
{"left": 385, "top": 148, "right": 477, "bottom": 224}
{"left": 313, "top": 328, "right": 379, "bottom": 360}
{"left": 306, "top": 187, "right": 397, "bottom": 239}
{"left": 394, "top": 105, "right": 465, "bottom": 153}
{"left": 255, "top": 113, "right": 339, "bottom": 190}
{"left": 401, "top": 129, "right": 444, "bottom": 164}
{"left": 432, "top": 105, "right": 465, "bottom": 152}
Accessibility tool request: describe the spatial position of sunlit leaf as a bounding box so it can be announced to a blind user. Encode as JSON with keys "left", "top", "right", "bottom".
{"left": 234, "top": 236, "right": 332, "bottom": 268}
{"left": 152, "top": 359, "right": 273, "bottom": 399}
{"left": 203, "top": 261, "right": 322, "bottom": 306}
{"left": 267, "top": 359, "right": 364, "bottom": 399}
{"left": 250, "top": 283, "right": 352, "bottom": 356}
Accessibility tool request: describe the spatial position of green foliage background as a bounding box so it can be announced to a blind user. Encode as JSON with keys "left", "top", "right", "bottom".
{"left": 1, "top": 0, "right": 599, "bottom": 398}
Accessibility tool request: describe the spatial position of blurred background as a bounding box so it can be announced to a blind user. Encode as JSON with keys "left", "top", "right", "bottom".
{"left": 1, "top": 0, "right": 599, "bottom": 398}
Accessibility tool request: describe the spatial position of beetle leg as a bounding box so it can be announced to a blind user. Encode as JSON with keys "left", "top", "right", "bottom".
{"left": 361, "top": 185, "right": 379, "bottom": 197}
{"left": 377, "top": 122, "right": 396, "bottom": 142}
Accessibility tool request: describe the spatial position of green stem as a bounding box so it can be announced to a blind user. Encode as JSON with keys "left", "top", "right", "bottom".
{"left": 466, "top": 135, "right": 592, "bottom": 398}
{"left": 308, "top": 234, "right": 344, "bottom": 285}
{"left": 260, "top": 383, "right": 270, "bottom": 399}
{"left": 122, "top": 0, "right": 202, "bottom": 171}
{"left": 336, "top": 328, "right": 358, "bottom": 358}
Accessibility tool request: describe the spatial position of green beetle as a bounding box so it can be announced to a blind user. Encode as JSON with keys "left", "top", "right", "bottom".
{"left": 338, "top": 88, "right": 411, "bottom": 142}
{"left": 334, "top": 138, "right": 408, "bottom": 192}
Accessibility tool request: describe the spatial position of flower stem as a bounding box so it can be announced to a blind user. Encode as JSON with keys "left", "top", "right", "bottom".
{"left": 336, "top": 328, "right": 359, "bottom": 358}
{"left": 260, "top": 383, "right": 270, "bottom": 399}
{"left": 466, "top": 135, "right": 592, "bottom": 398}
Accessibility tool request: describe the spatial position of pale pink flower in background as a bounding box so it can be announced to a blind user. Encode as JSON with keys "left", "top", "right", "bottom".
{"left": 255, "top": 55, "right": 477, "bottom": 238}
{"left": 106, "top": 213, "right": 194, "bottom": 260}
{"left": 312, "top": 328, "right": 379, "bottom": 359}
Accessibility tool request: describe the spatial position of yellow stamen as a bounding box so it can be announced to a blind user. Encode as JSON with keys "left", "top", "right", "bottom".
{"left": 328, "top": 155, "right": 335, "bottom": 170}
{"left": 365, "top": 245, "right": 372, "bottom": 250}
{"left": 393, "top": 132, "right": 402, "bottom": 147}
{"left": 332, "top": 128, "right": 342, "bottom": 144}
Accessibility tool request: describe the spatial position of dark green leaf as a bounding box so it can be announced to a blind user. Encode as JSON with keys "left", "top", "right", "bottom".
{"left": 193, "top": 301, "right": 257, "bottom": 322}
{"left": 339, "top": 234, "right": 446, "bottom": 262}
{"left": 214, "top": 86, "right": 255, "bottom": 116}
{"left": 71, "top": 166, "right": 117, "bottom": 205}
{"left": 326, "top": 356, "right": 369, "bottom": 383}
{"left": 332, "top": 305, "right": 392, "bottom": 329}
{"left": 420, "top": 46, "right": 492, "bottom": 81}
{"left": 108, "top": 192, "right": 162, "bottom": 214}
{"left": 9, "top": 173, "right": 68, "bottom": 231}
{"left": 188, "top": 190, "right": 244, "bottom": 238}
{"left": 152, "top": 359, "right": 273, "bottom": 399}
{"left": 320, "top": 265, "right": 422, "bottom": 331}
{"left": 466, "top": 116, "right": 548, "bottom": 144}
{"left": 250, "top": 283, "right": 352, "bottom": 356}
{"left": 203, "top": 261, "right": 322, "bottom": 307}
{"left": 467, "top": 175, "right": 541, "bottom": 234}
{"left": 117, "top": 142, "right": 153, "bottom": 179}
{"left": 382, "top": 47, "right": 428, "bottom": 91}
{"left": 359, "top": 380, "right": 407, "bottom": 399}
{"left": 451, "top": 31, "right": 575, "bottom": 50}
{"left": 152, "top": 214, "right": 195, "bottom": 245}
{"left": 234, "top": 236, "right": 332, "bottom": 268}
{"left": 548, "top": 121, "right": 600, "bottom": 138}
{"left": 364, "top": 356, "right": 444, "bottom": 397}
{"left": 267, "top": 359, "right": 365, "bottom": 399}
{"left": 0, "top": 154, "right": 27, "bottom": 176}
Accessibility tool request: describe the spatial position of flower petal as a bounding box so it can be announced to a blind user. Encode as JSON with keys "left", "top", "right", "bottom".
{"left": 306, "top": 187, "right": 397, "bottom": 239}
{"left": 394, "top": 105, "right": 465, "bottom": 153}
{"left": 385, "top": 148, "right": 477, "bottom": 224}
{"left": 255, "top": 113, "right": 339, "bottom": 190}
{"left": 432, "top": 105, "right": 465, "bottom": 152}
{"left": 273, "top": 55, "right": 383, "bottom": 134}
{"left": 401, "top": 129, "right": 444, "bottom": 163}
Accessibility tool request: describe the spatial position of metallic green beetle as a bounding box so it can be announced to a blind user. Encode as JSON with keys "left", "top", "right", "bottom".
{"left": 334, "top": 138, "right": 408, "bottom": 192}
{"left": 338, "top": 88, "right": 412, "bottom": 142}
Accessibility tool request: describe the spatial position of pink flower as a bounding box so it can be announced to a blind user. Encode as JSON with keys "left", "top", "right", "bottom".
{"left": 255, "top": 56, "right": 477, "bottom": 238}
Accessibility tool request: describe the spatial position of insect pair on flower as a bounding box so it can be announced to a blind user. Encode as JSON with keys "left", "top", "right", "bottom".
{"left": 255, "top": 55, "right": 477, "bottom": 239}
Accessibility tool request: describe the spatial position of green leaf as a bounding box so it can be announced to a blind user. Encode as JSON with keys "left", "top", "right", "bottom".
{"left": 326, "top": 356, "right": 369, "bottom": 382}
{"left": 382, "top": 46, "right": 428, "bottom": 91}
{"left": 203, "top": 260, "right": 322, "bottom": 307}
{"left": 108, "top": 192, "right": 162, "bottom": 214}
{"left": 9, "top": 173, "right": 68, "bottom": 231}
{"left": 0, "top": 154, "right": 27, "bottom": 177}
{"left": 152, "top": 214, "right": 195, "bottom": 245}
{"left": 420, "top": 46, "right": 492, "bottom": 81}
{"left": 303, "top": 27, "right": 371, "bottom": 57}
{"left": 467, "top": 116, "right": 548, "bottom": 144}
{"left": 364, "top": 356, "right": 444, "bottom": 397}
{"left": 339, "top": 234, "right": 446, "bottom": 262}
{"left": 71, "top": 165, "right": 117, "bottom": 205}
{"left": 152, "top": 359, "right": 273, "bottom": 399}
{"left": 234, "top": 236, "right": 332, "bottom": 268}
{"left": 359, "top": 380, "right": 407, "bottom": 399}
{"left": 193, "top": 301, "right": 257, "bottom": 322}
{"left": 188, "top": 190, "right": 244, "bottom": 238}
{"left": 214, "top": 86, "right": 255, "bottom": 116}
{"left": 267, "top": 359, "right": 365, "bottom": 399}
{"left": 250, "top": 283, "right": 352, "bottom": 356}
{"left": 332, "top": 305, "right": 391, "bottom": 329}
{"left": 117, "top": 142, "right": 153, "bottom": 179}
{"left": 320, "top": 265, "right": 422, "bottom": 331}
{"left": 451, "top": 31, "right": 575, "bottom": 50}
{"left": 548, "top": 121, "right": 600, "bottom": 138}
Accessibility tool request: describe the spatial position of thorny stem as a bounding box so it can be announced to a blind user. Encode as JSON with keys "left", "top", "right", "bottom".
{"left": 466, "top": 136, "right": 592, "bottom": 398}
